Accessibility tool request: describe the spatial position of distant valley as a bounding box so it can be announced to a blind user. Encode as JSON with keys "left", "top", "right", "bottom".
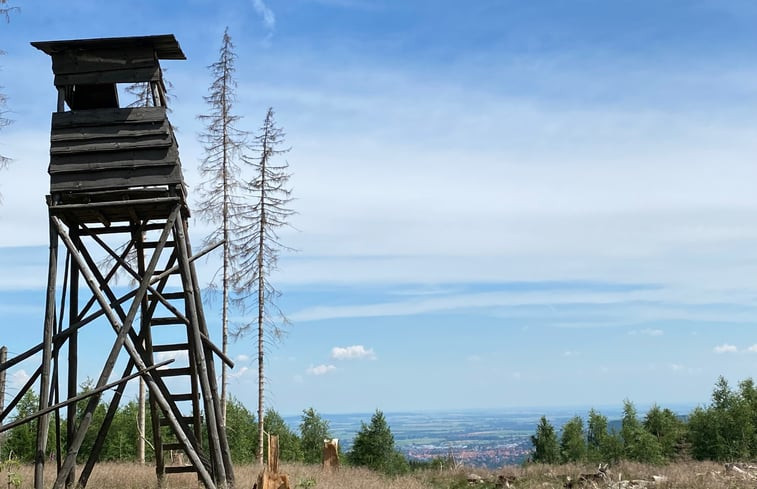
{"left": 286, "top": 404, "right": 695, "bottom": 469}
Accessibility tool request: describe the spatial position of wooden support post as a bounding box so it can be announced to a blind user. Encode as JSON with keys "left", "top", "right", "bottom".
{"left": 134, "top": 225, "right": 147, "bottom": 466}
{"left": 53, "top": 252, "right": 70, "bottom": 473}
{"left": 66, "top": 248, "right": 79, "bottom": 489}
{"left": 56, "top": 87, "right": 66, "bottom": 112}
{"left": 185, "top": 228, "right": 235, "bottom": 485}
{"left": 35, "top": 217, "right": 58, "bottom": 489}
{"left": 174, "top": 219, "right": 227, "bottom": 487}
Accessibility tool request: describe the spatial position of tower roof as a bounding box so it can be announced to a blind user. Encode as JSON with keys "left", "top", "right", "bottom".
{"left": 31, "top": 34, "right": 186, "bottom": 60}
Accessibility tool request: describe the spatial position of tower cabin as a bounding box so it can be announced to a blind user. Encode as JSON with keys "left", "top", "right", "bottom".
{"left": 31, "top": 35, "right": 187, "bottom": 224}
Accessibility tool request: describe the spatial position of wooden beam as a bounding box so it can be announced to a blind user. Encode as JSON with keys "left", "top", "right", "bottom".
{"left": 66, "top": 246, "right": 79, "bottom": 488}
{"left": 149, "top": 239, "right": 223, "bottom": 284}
{"left": 0, "top": 360, "right": 173, "bottom": 433}
{"left": 34, "top": 217, "right": 58, "bottom": 489}
{"left": 49, "top": 197, "right": 181, "bottom": 211}
{"left": 174, "top": 219, "right": 227, "bottom": 486}
{"left": 77, "top": 358, "right": 134, "bottom": 488}
{"left": 184, "top": 228, "right": 235, "bottom": 485}
{"left": 52, "top": 252, "right": 71, "bottom": 473}
{"left": 51, "top": 107, "right": 166, "bottom": 128}
{"left": 0, "top": 366, "right": 41, "bottom": 422}
{"left": 53, "top": 66, "right": 161, "bottom": 86}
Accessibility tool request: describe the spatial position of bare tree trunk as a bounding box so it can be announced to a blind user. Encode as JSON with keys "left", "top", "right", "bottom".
{"left": 256, "top": 224, "right": 265, "bottom": 464}
{"left": 221, "top": 105, "right": 229, "bottom": 427}
{"left": 235, "top": 107, "right": 292, "bottom": 465}
{"left": 0, "top": 346, "right": 6, "bottom": 457}
{"left": 257, "top": 137, "right": 268, "bottom": 465}
{"left": 221, "top": 231, "right": 229, "bottom": 426}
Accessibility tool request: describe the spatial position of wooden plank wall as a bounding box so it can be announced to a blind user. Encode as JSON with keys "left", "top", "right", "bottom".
{"left": 49, "top": 107, "right": 184, "bottom": 193}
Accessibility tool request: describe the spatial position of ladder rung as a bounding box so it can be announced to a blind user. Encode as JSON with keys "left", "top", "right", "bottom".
{"left": 152, "top": 342, "right": 190, "bottom": 353}
{"left": 149, "top": 291, "right": 185, "bottom": 301}
{"left": 142, "top": 240, "right": 176, "bottom": 249}
{"left": 160, "top": 415, "right": 194, "bottom": 427}
{"left": 158, "top": 367, "right": 192, "bottom": 377}
{"left": 152, "top": 269, "right": 180, "bottom": 277}
{"left": 162, "top": 442, "right": 185, "bottom": 450}
{"left": 150, "top": 317, "right": 187, "bottom": 326}
{"left": 170, "top": 393, "right": 195, "bottom": 402}
{"left": 164, "top": 465, "right": 197, "bottom": 474}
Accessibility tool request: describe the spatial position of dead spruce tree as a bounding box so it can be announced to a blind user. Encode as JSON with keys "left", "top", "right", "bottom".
{"left": 0, "top": 0, "right": 18, "bottom": 201}
{"left": 196, "top": 28, "right": 247, "bottom": 424}
{"left": 233, "top": 107, "right": 294, "bottom": 464}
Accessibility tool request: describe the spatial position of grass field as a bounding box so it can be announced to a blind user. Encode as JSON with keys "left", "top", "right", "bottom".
{"left": 3, "top": 460, "right": 753, "bottom": 488}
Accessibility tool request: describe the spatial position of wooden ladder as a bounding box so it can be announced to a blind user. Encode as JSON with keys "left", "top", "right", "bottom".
{"left": 141, "top": 239, "right": 208, "bottom": 482}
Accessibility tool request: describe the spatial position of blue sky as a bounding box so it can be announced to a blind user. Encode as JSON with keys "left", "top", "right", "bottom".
{"left": 1, "top": 0, "right": 757, "bottom": 416}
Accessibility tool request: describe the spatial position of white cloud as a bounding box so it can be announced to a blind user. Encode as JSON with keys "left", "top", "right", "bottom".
{"left": 156, "top": 351, "right": 189, "bottom": 365}
{"left": 251, "top": 0, "right": 275, "bottom": 30}
{"left": 714, "top": 344, "right": 738, "bottom": 354}
{"left": 236, "top": 354, "right": 250, "bottom": 363}
{"left": 306, "top": 364, "right": 336, "bottom": 376}
{"left": 230, "top": 366, "right": 250, "bottom": 379}
{"left": 331, "top": 345, "right": 376, "bottom": 360}
{"left": 562, "top": 350, "right": 579, "bottom": 357}
{"left": 10, "top": 369, "right": 30, "bottom": 389}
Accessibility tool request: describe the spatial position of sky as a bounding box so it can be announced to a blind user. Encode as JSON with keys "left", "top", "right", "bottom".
{"left": 1, "top": 0, "right": 757, "bottom": 417}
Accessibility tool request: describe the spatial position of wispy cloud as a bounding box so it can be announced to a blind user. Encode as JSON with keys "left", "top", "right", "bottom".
{"left": 747, "top": 345, "right": 757, "bottom": 353}
{"left": 306, "top": 364, "right": 336, "bottom": 376}
{"left": 669, "top": 363, "right": 702, "bottom": 375}
{"left": 629, "top": 328, "right": 664, "bottom": 336}
{"left": 714, "top": 344, "right": 738, "bottom": 354}
{"left": 331, "top": 345, "right": 376, "bottom": 360}
{"left": 230, "top": 366, "right": 250, "bottom": 379}
{"left": 251, "top": 0, "right": 275, "bottom": 30}
{"left": 290, "top": 286, "right": 754, "bottom": 323}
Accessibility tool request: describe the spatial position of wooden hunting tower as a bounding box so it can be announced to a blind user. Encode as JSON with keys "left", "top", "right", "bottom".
{"left": 0, "top": 35, "right": 234, "bottom": 489}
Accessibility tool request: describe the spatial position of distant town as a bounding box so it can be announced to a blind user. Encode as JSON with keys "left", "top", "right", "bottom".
{"left": 403, "top": 439, "right": 533, "bottom": 467}
{"left": 284, "top": 404, "right": 695, "bottom": 469}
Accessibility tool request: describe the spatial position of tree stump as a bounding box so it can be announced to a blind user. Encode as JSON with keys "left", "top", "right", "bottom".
{"left": 322, "top": 438, "right": 339, "bottom": 471}
{"left": 253, "top": 435, "right": 291, "bottom": 489}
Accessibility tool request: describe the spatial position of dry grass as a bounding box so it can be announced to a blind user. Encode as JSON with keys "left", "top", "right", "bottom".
{"left": 4, "top": 460, "right": 756, "bottom": 489}
{"left": 7, "top": 461, "right": 432, "bottom": 489}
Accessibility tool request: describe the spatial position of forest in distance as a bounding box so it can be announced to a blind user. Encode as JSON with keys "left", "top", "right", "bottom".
{"left": 2, "top": 375, "right": 756, "bottom": 472}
